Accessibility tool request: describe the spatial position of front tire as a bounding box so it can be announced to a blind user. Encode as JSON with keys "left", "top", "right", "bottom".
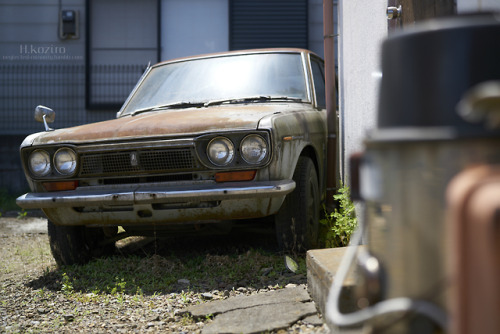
{"left": 48, "top": 220, "right": 114, "bottom": 266}
{"left": 275, "top": 156, "right": 320, "bottom": 252}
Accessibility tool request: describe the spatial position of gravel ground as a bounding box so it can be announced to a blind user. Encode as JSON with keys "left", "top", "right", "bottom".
{"left": 0, "top": 217, "right": 330, "bottom": 333}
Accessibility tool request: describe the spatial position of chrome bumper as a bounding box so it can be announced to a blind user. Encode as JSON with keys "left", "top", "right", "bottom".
{"left": 16, "top": 180, "right": 295, "bottom": 209}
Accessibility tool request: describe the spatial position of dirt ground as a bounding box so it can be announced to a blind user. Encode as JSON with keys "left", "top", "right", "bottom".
{"left": 0, "top": 216, "right": 328, "bottom": 333}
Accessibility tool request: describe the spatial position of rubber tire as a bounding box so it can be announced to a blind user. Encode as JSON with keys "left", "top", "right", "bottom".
{"left": 275, "top": 156, "right": 320, "bottom": 252}
{"left": 48, "top": 220, "right": 114, "bottom": 266}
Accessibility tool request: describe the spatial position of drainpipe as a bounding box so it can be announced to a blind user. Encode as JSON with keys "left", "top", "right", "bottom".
{"left": 323, "top": 0, "right": 338, "bottom": 208}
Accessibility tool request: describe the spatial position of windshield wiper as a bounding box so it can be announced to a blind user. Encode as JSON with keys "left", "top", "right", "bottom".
{"left": 204, "top": 96, "right": 303, "bottom": 107}
{"left": 131, "top": 101, "right": 205, "bottom": 116}
{"left": 131, "top": 96, "right": 304, "bottom": 116}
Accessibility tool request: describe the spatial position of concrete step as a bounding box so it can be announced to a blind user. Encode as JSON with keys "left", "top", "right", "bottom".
{"left": 307, "top": 247, "right": 364, "bottom": 333}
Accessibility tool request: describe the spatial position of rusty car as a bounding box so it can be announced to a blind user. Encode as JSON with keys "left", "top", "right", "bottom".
{"left": 16, "top": 48, "right": 328, "bottom": 265}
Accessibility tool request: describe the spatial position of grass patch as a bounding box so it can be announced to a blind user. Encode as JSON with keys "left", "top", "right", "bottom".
{"left": 27, "top": 239, "right": 307, "bottom": 300}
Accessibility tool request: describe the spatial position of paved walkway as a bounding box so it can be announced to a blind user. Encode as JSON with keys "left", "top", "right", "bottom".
{"left": 182, "top": 286, "right": 324, "bottom": 334}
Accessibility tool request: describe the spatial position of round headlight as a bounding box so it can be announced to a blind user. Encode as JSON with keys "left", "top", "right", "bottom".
{"left": 240, "top": 134, "right": 268, "bottom": 164}
{"left": 29, "top": 150, "right": 51, "bottom": 177}
{"left": 54, "top": 148, "right": 77, "bottom": 175}
{"left": 207, "top": 137, "right": 234, "bottom": 166}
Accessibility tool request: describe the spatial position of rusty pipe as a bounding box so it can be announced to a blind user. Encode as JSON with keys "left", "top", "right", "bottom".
{"left": 323, "top": 0, "right": 338, "bottom": 208}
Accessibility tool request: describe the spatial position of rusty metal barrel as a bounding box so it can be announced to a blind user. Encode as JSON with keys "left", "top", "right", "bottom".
{"left": 360, "top": 13, "right": 500, "bottom": 333}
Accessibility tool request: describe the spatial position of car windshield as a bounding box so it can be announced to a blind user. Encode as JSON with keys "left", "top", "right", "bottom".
{"left": 120, "top": 53, "right": 308, "bottom": 116}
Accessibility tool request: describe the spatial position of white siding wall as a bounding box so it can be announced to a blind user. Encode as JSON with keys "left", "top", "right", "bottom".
{"left": 337, "top": 0, "right": 500, "bottom": 183}
{"left": 337, "top": 0, "right": 387, "bottom": 181}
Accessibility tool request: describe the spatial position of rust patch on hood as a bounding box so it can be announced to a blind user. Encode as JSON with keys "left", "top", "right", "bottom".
{"left": 30, "top": 104, "right": 292, "bottom": 145}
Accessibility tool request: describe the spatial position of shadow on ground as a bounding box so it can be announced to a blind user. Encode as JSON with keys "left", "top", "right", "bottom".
{"left": 26, "top": 221, "right": 307, "bottom": 296}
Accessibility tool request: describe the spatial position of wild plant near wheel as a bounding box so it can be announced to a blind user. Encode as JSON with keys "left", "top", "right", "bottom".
{"left": 320, "top": 183, "right": 357, "bottom": 247}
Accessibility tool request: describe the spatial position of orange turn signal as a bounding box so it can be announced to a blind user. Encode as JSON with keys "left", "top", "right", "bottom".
{"left": 215, "top": 170, "right": 256, "bottom": 182}
{"left": 43, "top": 181, "right": 78, "bottom": 192}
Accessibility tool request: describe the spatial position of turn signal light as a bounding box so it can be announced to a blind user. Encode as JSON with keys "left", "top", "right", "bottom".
{"left": 42, "top": 181, "right": 78, "bottom": 192}
{"left": 215, "top": 170, "right": 256, "bottom": 182}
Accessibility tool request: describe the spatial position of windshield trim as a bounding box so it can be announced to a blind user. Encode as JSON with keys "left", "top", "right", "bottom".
{"left": 117, "top": 64, "right": 153, "bottom": 118}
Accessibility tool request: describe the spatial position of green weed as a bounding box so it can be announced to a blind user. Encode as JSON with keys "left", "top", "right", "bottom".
{"left": 16, "top": 210, "right": 28, "bottom": 219}
{"left": 61, "top": 272, "right": 74, "bottom": 294}
{"left": 320, "top": 182, "right": 358, "bottom": 247}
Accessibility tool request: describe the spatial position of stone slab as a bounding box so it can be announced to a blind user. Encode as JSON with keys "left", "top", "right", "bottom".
{"left": 201, "top": 301, "right": 317, "bottom": 334}
{"left": 185, "top": 286, "right": 311, "bottom": 318}
{"left": 302, "top": 314, "right": 324, "bottom": 326}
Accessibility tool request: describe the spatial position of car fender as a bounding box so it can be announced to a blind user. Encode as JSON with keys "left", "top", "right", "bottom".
{"left": 258, "top": 108, "right": 327, "bottom": 186}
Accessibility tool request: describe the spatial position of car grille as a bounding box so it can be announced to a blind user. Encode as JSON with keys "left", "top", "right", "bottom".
{"left": 79, "top": 148, "right": 201, "bottom": 177}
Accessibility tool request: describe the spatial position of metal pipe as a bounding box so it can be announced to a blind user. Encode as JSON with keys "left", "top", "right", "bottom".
{"left": 325, "top": 225, "right": 448, "bottom": 330}
{"left": 323, "top": 0, "right": 338, "bottom": 207}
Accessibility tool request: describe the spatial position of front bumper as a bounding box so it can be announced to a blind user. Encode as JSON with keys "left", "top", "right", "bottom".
{"left": 16, "top": 180, "right": 295, "bottom": 209}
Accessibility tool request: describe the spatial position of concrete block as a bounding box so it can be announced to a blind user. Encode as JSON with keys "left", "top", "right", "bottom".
{"left": 307, "top": 247, "right": 364, "bottom": 333}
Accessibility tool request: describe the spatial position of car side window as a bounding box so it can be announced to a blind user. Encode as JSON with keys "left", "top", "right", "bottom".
{"left": 311, "top": 58, "right": 326, "bottom": 109}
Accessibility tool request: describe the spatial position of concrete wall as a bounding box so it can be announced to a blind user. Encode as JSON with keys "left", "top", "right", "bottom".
{"left": 337, "top": 0, "right": 388, "bottom": 182}
{"left": 336, "top": 0, "right": 500, "bottom": 230}
{"left": 337, "top": 0, "right": 500, "bottom": 184}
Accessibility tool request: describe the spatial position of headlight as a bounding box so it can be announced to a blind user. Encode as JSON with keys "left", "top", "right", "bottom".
{"left": 240, "top": 134, "right": 268, "bottom": 164}
{"left": 54, "top": 148, "right": 77, "bottom": 175}
{"left": 207, "top": 137, "right": 234, "bottom": 166}
{"left": 29, "top": 150, "right": 51, "bottom": 177}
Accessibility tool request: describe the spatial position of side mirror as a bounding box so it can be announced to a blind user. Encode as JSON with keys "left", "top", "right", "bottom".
{"left": 34, "top": 105, "right": 55, "bottom": 131}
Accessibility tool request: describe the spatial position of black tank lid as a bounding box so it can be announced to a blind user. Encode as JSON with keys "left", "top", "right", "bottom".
{"left": 378, "top": 13, "right": 500, "bottom": 136}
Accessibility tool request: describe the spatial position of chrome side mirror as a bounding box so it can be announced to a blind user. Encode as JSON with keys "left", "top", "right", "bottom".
{"left": 34, "top": 105, "right": 55, "bottom": 131}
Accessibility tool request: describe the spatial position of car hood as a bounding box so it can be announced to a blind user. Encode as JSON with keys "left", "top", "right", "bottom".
{"left": 26, "top": 104, "right": 302, "bottom": 146}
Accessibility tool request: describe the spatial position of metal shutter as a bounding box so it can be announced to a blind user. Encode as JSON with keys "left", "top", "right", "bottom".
{"left": 230, "top": 0, "right": 308, "bottom": 50}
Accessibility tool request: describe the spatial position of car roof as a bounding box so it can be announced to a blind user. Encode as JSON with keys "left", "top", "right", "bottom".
{"left": 153, "top": 48, "right": 319, "bottom": 68}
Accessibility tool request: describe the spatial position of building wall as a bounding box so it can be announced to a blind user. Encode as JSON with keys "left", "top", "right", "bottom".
{"left": 0, "top": 0, "right": 93, "bottom": 194}
{"left": 161, "top": 0, "right": 229, "bottom": 60}
{"left": 337, "top": 0, "right": 500, "bottom": 184}
{"left": 0, "top": 0, "right": 328, "bottom": 195}
{"left": 457, "top": 0, "right": 500, "bottom": 11}
{"left": 0, "top": 0, "right": 120, "bottom": 131}
{"left": 0, "top": 0, "right": 85, "bottom": 64}
{"left": 337, "top": 0, "right": 387, "bottom": 182}
{"left": 90, "top": 0, "right": 158, "bottom": 65}
{"left": 336, "top": 0, "right": 500, "bottom": 230}
{"left": 308, "top": 0, "right": 338, "bottom": 62}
